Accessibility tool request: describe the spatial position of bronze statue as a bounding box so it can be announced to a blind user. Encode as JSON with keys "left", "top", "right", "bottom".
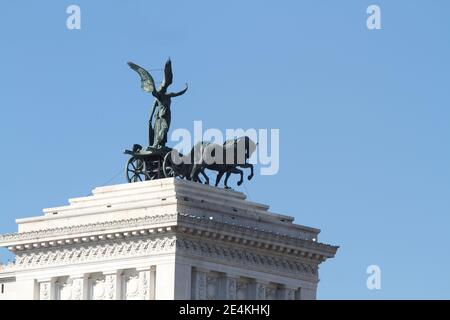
{"left": 124, "top": 58, "right": 257, "bottom": 189}
{"left": 187, "top": 136, "right": 257, "bottom": 188}
{"left": 128, "top": 59, "right": 188, "bottom": 149}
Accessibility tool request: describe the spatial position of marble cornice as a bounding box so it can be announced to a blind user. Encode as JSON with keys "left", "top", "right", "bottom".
{"left": 178, "top": 214, "right": 338, "bottom": 254}
{"left": 0, "top": 212, "right": 337, "bottom": 266}
{"left": 177, "top": 213, "right": 338, "bottom": 261}
{"left": 0, "top": 214, "right": 178, "bottom": 249}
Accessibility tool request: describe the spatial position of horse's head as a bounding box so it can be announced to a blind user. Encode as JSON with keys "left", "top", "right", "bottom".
{"left": 245, "top": 136, "right": 257, "bottom": 159}
{"left": 235, "top": 136, "right": 257, "bottom": 160}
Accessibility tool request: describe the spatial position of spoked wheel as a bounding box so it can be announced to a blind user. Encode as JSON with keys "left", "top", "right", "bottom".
{"left": 126, "top": 157, "right": 150, "bottom": 182}
{"left": 163, "top": 152, "right": 185, "bottom": 179}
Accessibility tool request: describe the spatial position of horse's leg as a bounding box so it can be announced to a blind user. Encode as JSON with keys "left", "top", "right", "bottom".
{"left": 190, "top": 164, "right": 201, "bottom": 182}
{"left": 224, "top": 171, "right": 232, "bottom": 189}
{"left": 189, "top": 164, "right": 195, "bottom": 181}
{"left": 245, "top": 162, "right": 253, "bottom": 180}
{"left": 239, "top": 163, "right": 254, "bottom": 180}
{"left": 225, "top": 167, "right": 243, "bottom": 187}
{"left": 200, "top": 168, "right": 209, "bottom": 185}
{"left": 215, "top": 171, "right": 224, "bottom": 187}
{"left": 234, "top": 167, "right": 244, "bottom": 186}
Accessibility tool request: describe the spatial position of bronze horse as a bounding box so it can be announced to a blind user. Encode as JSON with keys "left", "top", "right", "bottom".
{"left": 187, "top": 136, "right": 257, "bottom": 189}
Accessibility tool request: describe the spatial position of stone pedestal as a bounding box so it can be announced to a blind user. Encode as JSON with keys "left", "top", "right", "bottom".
{"left": 0, "top": 178, "right": 338, "bottom": 300}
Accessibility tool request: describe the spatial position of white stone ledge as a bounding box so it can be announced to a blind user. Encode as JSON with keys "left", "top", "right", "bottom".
{"left": 92, "top": 178, "right": 246, "bottom": 200}
{"left": 16, "top": 200, "right": 177, "bottom": 227}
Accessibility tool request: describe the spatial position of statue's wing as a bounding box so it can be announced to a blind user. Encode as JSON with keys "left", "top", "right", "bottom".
{"left": 127, "top": 62, "right": 156, "bottom": 94}
{"left": 160, "top": 58, "right": 173, "bottom": 91}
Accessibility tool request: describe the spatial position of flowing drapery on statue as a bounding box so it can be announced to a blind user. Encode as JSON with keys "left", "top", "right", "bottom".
{"left": 128, "top": 59, "right": 188, "bottom": 149}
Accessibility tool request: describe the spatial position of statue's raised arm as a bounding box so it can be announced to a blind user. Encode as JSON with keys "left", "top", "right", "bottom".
{"left": 160, "top": 59, "right": 188, "bottom": 97}
{"left": 168, "top": 84, "right": 188, "bottom": 97}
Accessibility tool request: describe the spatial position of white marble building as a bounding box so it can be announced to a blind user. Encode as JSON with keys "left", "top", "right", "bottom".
{"left": 0, "top": 178, "right": 338, "bottom": 300}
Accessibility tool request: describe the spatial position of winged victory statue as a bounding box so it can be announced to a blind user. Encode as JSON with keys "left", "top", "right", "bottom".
{"left": 128, "top": 58, "right": 188, "bottom": 149}
{"left": 123, "top": 58, "right": 256, "bottom": 189}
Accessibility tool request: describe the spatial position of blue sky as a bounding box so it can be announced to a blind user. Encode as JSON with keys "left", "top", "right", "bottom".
{"left": 0, "top": 0, "right": 449, "bottom": 299}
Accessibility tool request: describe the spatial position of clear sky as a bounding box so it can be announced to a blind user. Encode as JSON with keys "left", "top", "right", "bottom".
{"left": 0, "top": 0, "right": 449, "bottom": 299}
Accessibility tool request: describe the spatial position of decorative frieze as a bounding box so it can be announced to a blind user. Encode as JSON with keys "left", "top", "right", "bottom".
{"left": 121, "top": 268, "right": 154, "bottom": 300}
{"left": 9, "top": 235, "right": 317, "bottom": 284}
{"left": 177, "top": 237, "right": 318, "bottom": 277}
{"left": 1, "top": 213, "right": 335, "bottom": 265}
{"left": 177, "top": 212, "right": 319, "bottom": 242}
{"left": 12, "top": 237, "right": 176, "bottom": 270}
{"left": 0, "top": 214, "right": 178, "bottom": 243}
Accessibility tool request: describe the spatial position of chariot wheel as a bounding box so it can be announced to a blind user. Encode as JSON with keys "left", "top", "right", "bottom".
{"left": 126, "top": 157, "right": 151, "bottom": 182}
{"left": 163, "top": 151, "right": 184, "bottom": 179}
